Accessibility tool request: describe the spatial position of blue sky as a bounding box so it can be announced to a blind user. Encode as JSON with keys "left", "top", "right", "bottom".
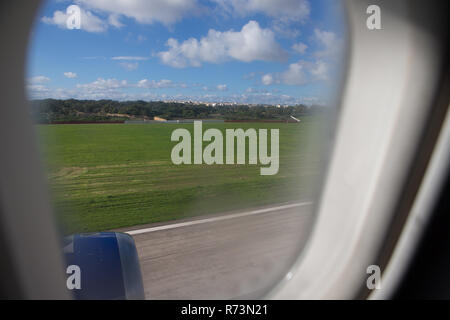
{"left": 27, "top": 0, "right": 345, "bottom": 105}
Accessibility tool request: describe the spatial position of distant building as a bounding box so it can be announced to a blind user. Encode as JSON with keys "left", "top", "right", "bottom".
{"left": 154, "top": 116, "right": 167, "bottom": 122}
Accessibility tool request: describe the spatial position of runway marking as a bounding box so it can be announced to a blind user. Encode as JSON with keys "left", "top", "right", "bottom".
{"left": 126, "top": 201, "right": 313, "bottom": 236}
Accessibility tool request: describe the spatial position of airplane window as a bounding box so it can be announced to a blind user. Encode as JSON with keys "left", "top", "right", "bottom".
{"left": 26, "top": 0, "right": 347, "bottom": 299}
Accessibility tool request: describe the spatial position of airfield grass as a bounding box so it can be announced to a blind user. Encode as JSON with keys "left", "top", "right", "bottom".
{"left": 37, "top": 118, "right": 323, "bottom": 235}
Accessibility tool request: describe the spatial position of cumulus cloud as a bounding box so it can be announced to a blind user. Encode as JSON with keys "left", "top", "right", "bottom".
{"left": 28, "top": 75, "right": 50, "bottom": 83}
{"left": 108, "top": 14, "right": 124, "bottom": 28}
{"left": 309, "top": 60, "right": 328, "bottom": 80}
{"left": 42, "top": 7, "right": 107, "bottom": 33}
{"left": 212, "top": 0, "right": 309, "bottom": 39}
{"left": 27, "top": 84, "right": 312, "bottom": 104}
{"left": 137, "top": 79, "right": 177, "bottom": 89}
{"left": 262, "top": 60, "right": 329, "bottom": 86}
{"left": 64, "top": 72, "right": 77, "bottom": 79}
{"left": 26, "top": 77, "right": 320, "bottom": 104}
{"left": 292, "top": 42, "right": 308, "bottom": 54}
{"left": 256, "top": 28, "right": 342, "bottom": 87}
{"left": 314, "top": 29, "right": 343, "bottom": 58}
{"left": 42, "top": 0, "right": 310, "bottom": 36}
{"left": 27, "top": 85, "right": 50, "bottom": 96}
{"left": 212, "top": 0, "right": 310, "bottom": 23}
{"left": 76, "top": 78, "right": 129, "bottom": 92}
{"left": 27, "top": 77, "right": 193, "bottom": 100}
{"left": 261, "top": 74, "right": 274, "bottom": 85}
{"left": 74, "top": 78, "right": 188, "bottom": 93}
{"left": 158, "top": 20, "right": 287, "bottom": 68}
{"left": 75, "top": 0, "right": 200, "bottom": 26}
{"left": 279, "top": 61, "right": 308, "bottom": 85}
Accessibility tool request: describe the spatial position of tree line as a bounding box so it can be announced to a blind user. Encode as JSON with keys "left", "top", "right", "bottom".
{"left": 29, "top": 99, "right": 326, "bottom": 123}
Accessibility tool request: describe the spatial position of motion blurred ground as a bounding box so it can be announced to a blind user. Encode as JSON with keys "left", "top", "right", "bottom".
{"left": 37, "top": 118, "right": 322, "bottom": 234}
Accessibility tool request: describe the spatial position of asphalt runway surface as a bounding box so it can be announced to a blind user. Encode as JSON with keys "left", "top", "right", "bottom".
{"left": 117, "top": 201, "right": 314, "bottom": 299}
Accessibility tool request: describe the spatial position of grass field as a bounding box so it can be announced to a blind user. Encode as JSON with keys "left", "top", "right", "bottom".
{"left": 36, "top": 118, "right": 323, "bottom": 234}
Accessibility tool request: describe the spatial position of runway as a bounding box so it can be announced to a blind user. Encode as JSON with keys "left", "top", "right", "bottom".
{"left": 117, "top": 201, "right": 314, "bottom": 299}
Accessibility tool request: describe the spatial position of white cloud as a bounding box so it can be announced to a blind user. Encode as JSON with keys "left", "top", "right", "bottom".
{"left": 257, "top": 29, "right": 342, "bottom": 87}
{"left": 314, "top": 29, "right": 343, "bottom": 58}
{"left": 27, "top": 84, "right": 50, "bottom": 96}
{"left": 28, "top": 77, "right": 194, "bottom": 100}
{"left": 256, "top": 29, "right": 342, "bottom": 87}
{"left": 137, "top": 79, "right": 177, "bottom": 89}
{"left": 42, "top": 8, "right": 107, "bottom": 33}
{"left": 75, "top": 0, "right": 200, "bottom": 26}
{"left": 202, "top": 85, "right": 228, "bottom": 92}
{"left": 119, "top": 62, "right": 139, "bottom": 71}
{"left": 272, "top": 22, "right": 301, "bottom": 39}
{"left": 262, "top": 60, "right": 329, "bottom": 86}
{"left": 217, "top": 84, "right": 228, "bottom": 91}
{"left": 245, "top": 87, "right": 268, "bottom": 93}
{"left": 261, "top": 74, "right": 274, "bottom": 85}
{"left": 76, "top": 78, "right": 129, "bottom": 91}
{"left": 29, "top": 77, "right": 186, "bottom": 100}
{"left": 158, "top": 20, "right": 287, "bottom": 68}
{"left": 108, "top": 14, "right": 124, "bottom": 28}
{"left": 309, "top": 60, "right": 328, "bottom": 81}
{"left": 292, "top": 42, "right": 308, "bottom": 54}
{"left": 27, "top": 79, "right": 321, "bottom": 104}
{"left": 111, "top": 56, "right": 149, "bottom": 61}
{"left": 74, "top": 78, "right": 187, "bottom": 92}
{"left": 64, "top": 72, "right": 77, "bottom": 79}
{"left": 28, "top": 76, "right": 50, "bottom": 83}
{"left": 212, "top": 0, "right": 310, "bottom": 23}
{"left": 279, "top": 61, "right": 308, "bottom": 85}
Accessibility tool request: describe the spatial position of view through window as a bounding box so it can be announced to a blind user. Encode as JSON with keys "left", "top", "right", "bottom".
{"left": 27, "top": 0, "right": 346, "bottom": 299}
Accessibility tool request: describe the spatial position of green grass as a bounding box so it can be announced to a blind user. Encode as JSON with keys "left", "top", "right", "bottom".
{"left": 36, "top": 118, "right": 323, "bottom": 234}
